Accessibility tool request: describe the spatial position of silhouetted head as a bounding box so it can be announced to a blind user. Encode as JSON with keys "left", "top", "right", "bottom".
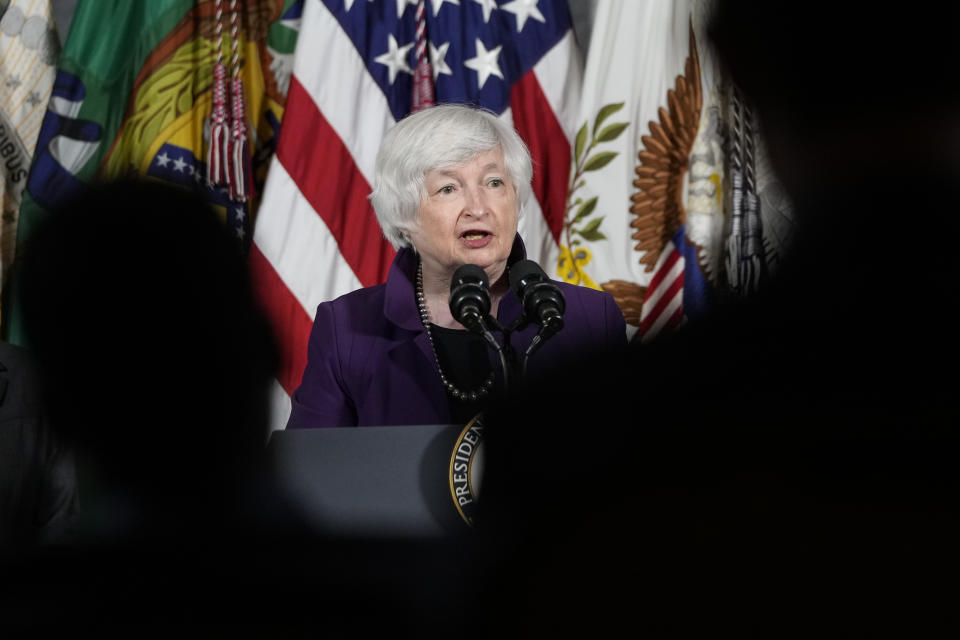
{"left": 16, "top": 179, "right": 277, "bottom": 507}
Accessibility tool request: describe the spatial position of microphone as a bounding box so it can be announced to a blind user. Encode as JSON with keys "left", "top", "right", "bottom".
{"left": 509, "top": 260, "right": 565, "bottom": 377}
{"left": 509, "top": 259, "right": 565, "bottom": 338}
{"left": 449, "top": 264, "right": 511, "bottom": 392}
{"left": 449, "top": 264, "right": 491, "bottom": 333}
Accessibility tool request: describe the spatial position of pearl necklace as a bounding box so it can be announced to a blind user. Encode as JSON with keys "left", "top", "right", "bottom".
{"left": 416, "top": 261, "right": 495, "bottom": 402}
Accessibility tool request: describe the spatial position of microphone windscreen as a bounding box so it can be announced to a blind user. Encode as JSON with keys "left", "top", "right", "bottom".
{"left": 508, "top": 259, "right": 546, "bottom": 294}
{"left": 452, "top": 263, "right": 489, "bottom": 288}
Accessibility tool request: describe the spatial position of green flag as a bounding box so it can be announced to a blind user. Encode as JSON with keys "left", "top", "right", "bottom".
{"left": 5, "top": 0, "right": 301, "bottom": 343}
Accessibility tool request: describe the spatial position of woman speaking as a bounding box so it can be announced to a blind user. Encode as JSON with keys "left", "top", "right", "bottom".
{"left": 287, "top": 105, "right": 626, "bottom": 428}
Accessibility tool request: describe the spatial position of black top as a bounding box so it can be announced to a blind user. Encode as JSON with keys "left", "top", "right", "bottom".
{"left": 429, "top": 324, "right": 494, "bottom": 426}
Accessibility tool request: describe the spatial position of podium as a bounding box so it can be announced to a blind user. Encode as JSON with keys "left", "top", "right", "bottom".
{"left": 267, "top": 423, "right": 482, "bottom": 537}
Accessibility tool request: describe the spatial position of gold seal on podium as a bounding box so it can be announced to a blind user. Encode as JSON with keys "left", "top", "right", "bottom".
{"left": 448, "top": 413, "right": 485, "bottom": 526}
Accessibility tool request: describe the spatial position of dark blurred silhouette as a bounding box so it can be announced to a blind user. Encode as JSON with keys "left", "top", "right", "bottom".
{"left": 475, "top": 4, "right": 960, "bottom": 637}
{"left": 15, "top": 179, "right": 280, "bottom": 540}
{"left": 0, "top": 180, "right": 483, "bottom": 635}
{"left": 0, "top": 340, "right": 79, "bottom": 550}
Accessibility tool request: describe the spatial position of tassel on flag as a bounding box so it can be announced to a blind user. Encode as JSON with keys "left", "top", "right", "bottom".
{"left": 206, "top": 0, "right": 228, "bottom": 186}
{"left": 411, "top": 0, "right": 434, "bottom": 112}
{"left": 226, "top": 0, "right": 252, "bottom": 201}
{"left": 229, "top": 74, "right": 253, "bottom": 202}
{"left": 206, "top": 0, "right": 252, "bottom": 202}
{"left": 207, "top": 62, "right": 229, "bottom": 185}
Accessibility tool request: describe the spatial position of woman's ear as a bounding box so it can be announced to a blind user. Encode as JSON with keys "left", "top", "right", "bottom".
{"left": 399, "top": 230, "right": 418, "bottom": 252}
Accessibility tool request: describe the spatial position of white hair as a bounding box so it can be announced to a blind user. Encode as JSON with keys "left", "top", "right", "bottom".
{"left": 369, "top": 104, "right": 533, "bottom": 250}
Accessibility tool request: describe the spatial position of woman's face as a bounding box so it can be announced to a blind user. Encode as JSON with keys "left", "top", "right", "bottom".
{"left": 410, "top": 147, "right": 518, "bottom": 284}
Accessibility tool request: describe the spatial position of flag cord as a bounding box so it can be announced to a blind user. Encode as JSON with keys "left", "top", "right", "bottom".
{"left": 411, "top": 0, "right": 435, "bottom": 112}
{"left": 207, "top": 0, "right": 229, "bottom": 188}
{"left": 207, "top": 0, "right": 252, "bottom": 202}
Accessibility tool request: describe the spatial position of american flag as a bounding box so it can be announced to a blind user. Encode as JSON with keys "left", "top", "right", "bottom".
{"left": 638, "top": 229, "right": 711, "bottom": 343}
{"left": 250, "top": 0, "right": 581, "bottom": 428}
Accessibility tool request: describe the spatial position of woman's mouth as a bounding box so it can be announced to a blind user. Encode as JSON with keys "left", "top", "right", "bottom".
{"left": 460, "top": 230, "right": 492, "bottom": 248}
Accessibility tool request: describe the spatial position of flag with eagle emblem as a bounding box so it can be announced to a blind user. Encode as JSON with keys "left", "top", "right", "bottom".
{"left": 565, "top": 0, "right": 725, "bottom": 343}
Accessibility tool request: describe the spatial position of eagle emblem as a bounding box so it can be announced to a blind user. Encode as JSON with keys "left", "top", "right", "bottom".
{"left": 601, "top": 22, "right": 705, "bottom": 330}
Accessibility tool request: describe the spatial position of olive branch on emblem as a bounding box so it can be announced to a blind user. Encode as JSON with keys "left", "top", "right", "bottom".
{"left": 559, "top": 102, "right": 628, "bottom": 288}
{"left": 599, "top": 20, "right": 702, "bottom": 333}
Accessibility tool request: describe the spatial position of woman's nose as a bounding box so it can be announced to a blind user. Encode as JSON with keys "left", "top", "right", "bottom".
{"left": 463, "top": 186, "right": 488, "bottom": 216}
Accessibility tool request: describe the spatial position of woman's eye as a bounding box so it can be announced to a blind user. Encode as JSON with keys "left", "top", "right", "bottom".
{"left": 487, "top": 178, "right": 504, "bottom": 187}
{"left": 438, "top": 184, "right": 455, "bottom": 194}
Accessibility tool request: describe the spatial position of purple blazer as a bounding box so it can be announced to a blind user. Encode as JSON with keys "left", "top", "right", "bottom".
{"left": 287, "top": 237, "right": 626, "bottom": 428}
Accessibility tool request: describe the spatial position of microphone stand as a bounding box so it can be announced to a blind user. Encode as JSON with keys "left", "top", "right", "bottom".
{"left": 500, "top": 316, "right": 531, "bottom": 389}
{"left": 507, "top": 260, "right": 566, "bottom": 388}
{"left": 521, "top": 332, "right": 543, "bottom": 380}
{"left": 503, "top": 316, "right": 561, "bottom": 383}
{"left": 481, "top": 315, "right": 512, "bottom": 395}
{"left": 478, "top": 316, "right": 560, "bottom": 392}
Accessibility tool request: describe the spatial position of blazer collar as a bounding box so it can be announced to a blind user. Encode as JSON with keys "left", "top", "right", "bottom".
{"left": 383, "top": 234, "right": 527, "bottom": 330}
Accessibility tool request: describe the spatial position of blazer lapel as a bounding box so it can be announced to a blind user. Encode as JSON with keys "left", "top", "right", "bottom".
{"left": 382, "top": 247, "right": 451, "bottom": 422}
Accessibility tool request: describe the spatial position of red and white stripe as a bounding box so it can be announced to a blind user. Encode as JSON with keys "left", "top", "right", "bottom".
{"left": 252, "top": 0, "right": 581, "bottom": 430}
{"left": 638, "top": 241, "right": 686, "bottom": 343}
